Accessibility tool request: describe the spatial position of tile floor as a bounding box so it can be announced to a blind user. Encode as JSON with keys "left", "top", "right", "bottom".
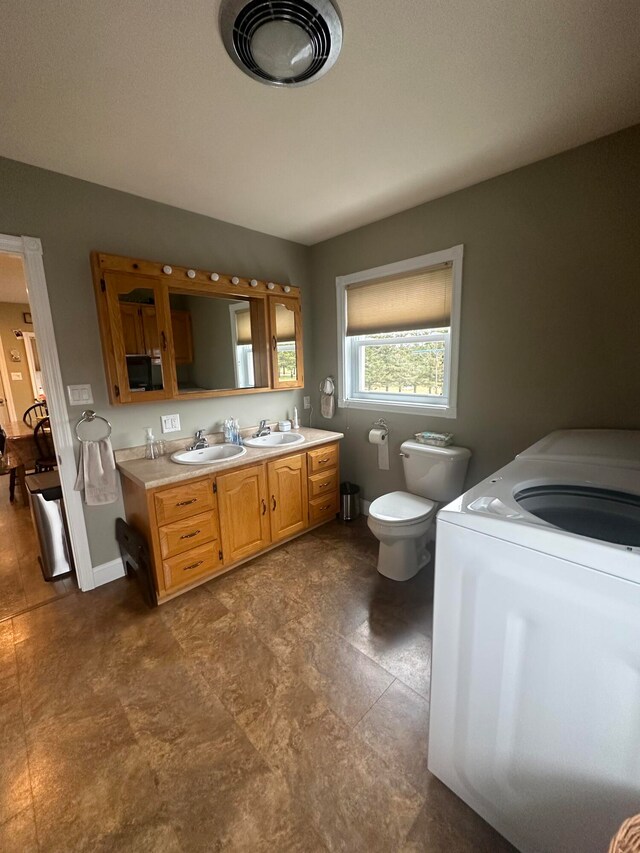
{"left": 0, "top": 482, "right": 75, "bottom": 621}
{"left": 0, "top": 518, "right": 516, "bottom": 852}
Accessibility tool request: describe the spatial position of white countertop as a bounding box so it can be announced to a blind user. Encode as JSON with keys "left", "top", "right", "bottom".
{"left": 116, "top": 427, "right": 344, "bottom": 490}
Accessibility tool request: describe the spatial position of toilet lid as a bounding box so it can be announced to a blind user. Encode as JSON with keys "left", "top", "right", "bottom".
{"left": 369, "top": 491, "right": 435, "bottom": 523}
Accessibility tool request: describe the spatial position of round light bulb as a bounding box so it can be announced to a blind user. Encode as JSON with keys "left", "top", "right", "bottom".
{"left": 187, "top": 269, "right": 196, "bottom": 279}
{"left": 283, "top": 285, "right": 291, "bottom": 293}
{"left": 250, "top": 20, "right": 314, "bottom": 81}
{"left": 210, "top": 273, "right": 220, "bottom": 282}
{"left": 250, "top": 279, "right": 258, "bottom": 287}
{"left": 162, "top": 265, "right": 173, "bottom": 275}
{"left": 267, "top": 282, "right": 275, "bottom": 290}
{"left": 231, "top": 276, "right": 240, "bottom": 285}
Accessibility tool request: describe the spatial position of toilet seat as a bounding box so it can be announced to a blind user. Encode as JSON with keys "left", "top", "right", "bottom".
{"left": 369, "top": 491, "right": 436, "bottom": 524}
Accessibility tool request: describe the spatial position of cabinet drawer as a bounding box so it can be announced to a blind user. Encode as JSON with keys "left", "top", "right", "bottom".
{"left": 154, "top": 478, "right": 214, "bottom": 526}
{"left": 162, "top": 541, "right": 221, "bottom": 591}
{"left": 308, "top": 443, "right": 339, "bottom": 475}
{"left": 309, "top": 491, "right": 338, "bottom": 525}
{"left": 159, "top": 510, "right": 218, "bottom": 560}
{"left": 308, "top": 468, "right": 339, "bottom": 500}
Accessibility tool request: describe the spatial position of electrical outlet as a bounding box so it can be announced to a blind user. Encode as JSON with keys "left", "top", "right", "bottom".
{"left": 161, "top": 414, "right": 181, "bottom": 433}
{"left": 303, "top": 396, "right": 311, "bottom": 409}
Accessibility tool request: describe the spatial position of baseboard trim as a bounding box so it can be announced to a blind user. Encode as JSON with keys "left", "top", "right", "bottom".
{"left": 361, "top": 499, "right": 370, "bottom": 516}
{"left": 93, "top": 556, "right": 125, "bottom": 587}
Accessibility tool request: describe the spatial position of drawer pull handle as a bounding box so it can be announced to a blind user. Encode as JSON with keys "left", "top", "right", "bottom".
{"left": 319, "top": 481, "right": 329, "bottom": 487}
{"left": 176, "top": 498, "right": 197, "bottom": 507}
{"left": 180, "top": 530, "right": 200, "bottom": 539}
{"left": 271, "top": 495, "right": 277, "bottom": 510}
{"left": 262, "top": 499, "right": 267, "bottom": 515}
{"left": 320, "top": 504, "right": 330, "bottom": 511}
{"left": 183, "top": 560, "right": 203, "bottom": 571}
{"left": 318, "top": 458, "right": 329, "bottom": 464}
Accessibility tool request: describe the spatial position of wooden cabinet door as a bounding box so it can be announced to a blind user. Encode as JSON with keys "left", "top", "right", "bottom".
{"left": 217, "top": 464, "right": 270, "bottom": 564}
{"left": 171, "top": 310, "right": 193, "bottom": 364}
{"left": 268, "top": 453, "right": 308, "bottom": 542}
{"left": 119, "top": 303, "right": 145, "bottom": 354}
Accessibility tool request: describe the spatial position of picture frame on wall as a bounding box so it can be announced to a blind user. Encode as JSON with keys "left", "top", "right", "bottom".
{"left": 23, "top": 312, "right": 32, "bottom": 324}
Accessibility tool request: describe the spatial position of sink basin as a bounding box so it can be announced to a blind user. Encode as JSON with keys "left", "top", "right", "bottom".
{"left": 243, "top": 432, "right": 305, "bottom": 448}
{"left": 171, "top": 444, "right": 247, "bottom": 465}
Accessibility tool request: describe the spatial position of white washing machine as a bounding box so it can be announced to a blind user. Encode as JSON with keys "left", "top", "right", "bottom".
{"left": 428, "top": 431, "right": 640, "bottom": 853}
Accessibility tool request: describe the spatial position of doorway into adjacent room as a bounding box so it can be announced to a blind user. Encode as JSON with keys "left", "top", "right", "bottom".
{"left": 0, "top": 247, "right": 80, "bottom": 619}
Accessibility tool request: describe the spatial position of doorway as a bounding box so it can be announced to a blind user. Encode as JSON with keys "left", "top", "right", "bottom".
{"left": 0, "top": 234, "right": 93, "bottom": 611}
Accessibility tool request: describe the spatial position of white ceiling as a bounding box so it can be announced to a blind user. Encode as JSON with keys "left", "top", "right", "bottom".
{"left": 1, "top": 1, "right": 639, "bottom": 245}
{"left": 0, "top": 254, "right": 28, "bottom": 304}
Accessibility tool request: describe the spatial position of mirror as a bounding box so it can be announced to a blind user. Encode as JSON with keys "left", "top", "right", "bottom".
{"left": 271, "top": 298, "right": 303, "bottom": 388}
{"left": 117, "top": 284, "right": 167, "bottom": 395}
{"left": 168, "top": 291, "right": 266, "bottom": 393}
{"left": 92, "top": 253, "right": 304, "bottom": 405}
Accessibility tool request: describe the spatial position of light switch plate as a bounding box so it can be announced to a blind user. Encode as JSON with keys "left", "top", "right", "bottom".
{"left": 303, "top": 396, "right": 311, "bottom": 409}
{"left": 67, "top": 384, "right": 94, "bottom": 406}
{"left": 161, "top": 414, "right": 181, "bottom": 433}
{"left": 11, "top": 372, "right": 23, "bottom": 381}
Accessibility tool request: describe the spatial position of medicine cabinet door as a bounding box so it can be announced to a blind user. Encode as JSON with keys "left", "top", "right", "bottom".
{"left": 269, "top": 296, "right": 304, "bottom": 389}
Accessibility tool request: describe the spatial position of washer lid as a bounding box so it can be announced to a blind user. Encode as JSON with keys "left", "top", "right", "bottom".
{"left": 369, "top": 491, "right": 435, "bottom": 522}
{"left": 517, "top": 430, "right": 640, "bottom": 469}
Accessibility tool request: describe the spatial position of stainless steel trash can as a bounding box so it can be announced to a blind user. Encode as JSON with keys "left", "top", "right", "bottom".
{"left": 340, "top": 482, "right": 360, "bottom": 521}
{"left": 26, "top": 471, "right": 74, "bottom": 581}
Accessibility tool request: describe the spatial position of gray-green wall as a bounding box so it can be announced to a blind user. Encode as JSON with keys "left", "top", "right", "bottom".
{"left": 0, "top": 158, "right": 311, "bottom": 566}
{"left": 308, "top": 125, "right": 640, "bottom": 502}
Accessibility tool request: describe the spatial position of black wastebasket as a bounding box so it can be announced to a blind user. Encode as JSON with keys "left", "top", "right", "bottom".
{"left": 340, "top": 481, "right": 360, "bottom": 521}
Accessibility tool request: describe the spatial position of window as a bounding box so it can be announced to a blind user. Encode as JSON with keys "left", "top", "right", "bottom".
{"left": 336, "top": 245, "right": 462, "bottom": 418}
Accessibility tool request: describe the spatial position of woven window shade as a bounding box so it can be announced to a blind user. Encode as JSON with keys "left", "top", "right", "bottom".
{"left": 235, "top": 309, "right": 252, "bottom": 345}
{"left": 275, "top": 303, "right": 296, "bottom": 343}
{"left": 346, "top": 262, "right": 452, "bottom": 336}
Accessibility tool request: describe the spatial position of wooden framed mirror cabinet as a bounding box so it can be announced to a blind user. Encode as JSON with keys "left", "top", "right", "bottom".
{"left": 91, "top": 252, "right": 304, "bottom": 405}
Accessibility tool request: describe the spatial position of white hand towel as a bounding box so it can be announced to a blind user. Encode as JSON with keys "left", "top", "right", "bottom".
{"left": 74, "top": 438, "right": 118, "bottom": 505}
{"left": 320, "top": 377, "right": 335, "bottom": 419}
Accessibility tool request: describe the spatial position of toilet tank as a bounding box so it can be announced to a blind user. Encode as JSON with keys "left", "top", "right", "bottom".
{"left": 401, "top": 440, "right": 471, "bottom": 502}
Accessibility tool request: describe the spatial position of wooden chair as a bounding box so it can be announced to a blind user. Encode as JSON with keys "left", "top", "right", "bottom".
{"left": 0, "top": 425, "right": 18, "bottom": 502}
{"left": 23, "top": 401, "right": 48, "bottom": 428}
{"left": 33, "top": 417, "right": 57, "bottom": 473}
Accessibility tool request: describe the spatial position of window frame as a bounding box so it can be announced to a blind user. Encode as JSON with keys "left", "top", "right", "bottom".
{"left": 336, "top": 245, "right": 463, "bottom": 419}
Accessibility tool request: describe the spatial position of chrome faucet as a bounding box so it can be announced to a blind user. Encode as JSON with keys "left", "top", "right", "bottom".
{"left": 188, "top": 429, "right": 209, "bottom": 450}
{"left": 253, "top": 419, "right": 271, "bottom": 438}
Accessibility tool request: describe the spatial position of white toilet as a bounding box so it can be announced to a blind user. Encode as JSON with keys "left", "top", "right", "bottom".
{"left": 368, "top": 440, "right": 471, "bottom": 581}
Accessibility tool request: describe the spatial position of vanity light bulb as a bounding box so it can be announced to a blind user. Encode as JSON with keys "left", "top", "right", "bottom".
{"left": 231, "top": 276, "right": 240, "bottom": 285}
{"left": 187, "top": 269, "right": 196, "bottom": 279}
{"left": 250, "top": 279, "right": 258, "bottom": 287}
{"left": 283, "top": 285, "right": 291, "bottom": 293}
{"left": 210, "top": 273, "right": 220, "bottom": 282}
{"left": 267, "top": 282, "right": 275, "bottom": 290}
{"left": 162, "top": 265, "right": 173, "bottom": 275}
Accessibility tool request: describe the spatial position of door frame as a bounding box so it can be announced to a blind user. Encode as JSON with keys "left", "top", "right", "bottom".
{"left": 0, "top": 330, "right": 18, "bottom": 423}
{"left": 0, "top": 234, "right": 94, "bottom": 591}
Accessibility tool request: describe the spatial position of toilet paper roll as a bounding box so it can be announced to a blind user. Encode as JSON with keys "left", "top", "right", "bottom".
{"left": 369, "top": 428, "right": 389, "bottom": 470}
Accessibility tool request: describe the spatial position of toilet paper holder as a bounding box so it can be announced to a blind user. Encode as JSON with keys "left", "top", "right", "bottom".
{"left": 372, "top": 418, "right": 388, "bottom": 434}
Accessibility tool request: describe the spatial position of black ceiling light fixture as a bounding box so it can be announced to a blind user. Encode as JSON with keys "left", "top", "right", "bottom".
{"left": 219, "top": 0, "right": 343, "bottom": 87}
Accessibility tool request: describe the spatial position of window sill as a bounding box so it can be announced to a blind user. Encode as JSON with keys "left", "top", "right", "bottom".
{"left": 338, "top": 398, "right": 457, "bottom": 419}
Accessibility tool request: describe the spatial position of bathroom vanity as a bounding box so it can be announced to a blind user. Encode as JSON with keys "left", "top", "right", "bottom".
{"left": 117, "top": 428, "right": 342, "bottom": 603}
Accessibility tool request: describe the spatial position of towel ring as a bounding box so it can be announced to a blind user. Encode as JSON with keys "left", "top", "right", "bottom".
{"left": 75, "top": 410, "right": 112, "bottom": 442}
